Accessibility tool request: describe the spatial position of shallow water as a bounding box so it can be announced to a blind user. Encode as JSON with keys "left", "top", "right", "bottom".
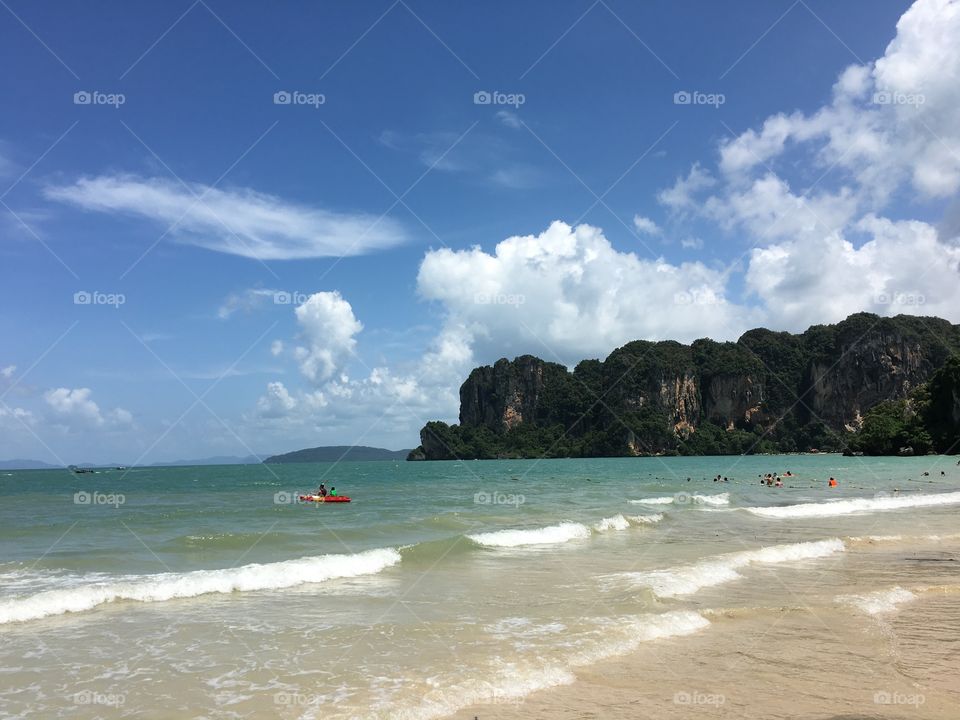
{"left": 1, "top": 455, "right": 958, "bottom": 718}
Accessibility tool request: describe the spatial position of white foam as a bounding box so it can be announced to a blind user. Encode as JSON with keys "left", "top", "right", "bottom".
{"left": 693, "top": 492, "right": 729, "bottom": 506}
{"left": 626, "top": 513, "right": 664, "bottom": 525}
{"left": 630, "top": 493, "right": 729, "bottom": 507}
{"left": 837, "top": 586, "right": 917, "bottom": 615}
{"left": 468, "top": 522, "right": 591, "bottom": 548}
{"left": 0, "top": 548, "right": 402, "bottom": 625}
{"left": 595, "top": 514, "right": 630, "bottom": 532}
{"left": 613, "top": 539, "right": 845, "bottom": 598}
{"left": 407, "top": 611, "right": 708, "bottom": 720}
{"left": 570, "top": 610, "right": 710, "bottom": 666}
{"left": 744, "top": 491, "right": 960, "bottom": 519}
{"left": 406, "top": 666, "right": 576, "bottom": 720}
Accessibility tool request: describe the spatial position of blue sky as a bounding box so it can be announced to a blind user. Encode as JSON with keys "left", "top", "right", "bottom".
{"left": 2, "top": 0, "right": 958, "bottom": 463}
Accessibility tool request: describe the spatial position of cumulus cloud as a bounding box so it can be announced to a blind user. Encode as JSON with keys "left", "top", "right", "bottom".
{"left": 659, "top": 0, "right": 960, "bottom": 328}
{"left": 1, "top": 365, "right": 15, "bottom": 379}
{"left": 418, "top": 221, "right": 757, "bottom": 365}
{"left": 270, "top": 340, "right": 284, "bottom": 356}
{"left": 295, "top": 292, "right": 363, "bottom": 383}
{"left": 746, "top": 215, "right": 960, "bottom": 328}
{"left": 43, "top": 387, "right": 132, "bottom": 429}
{"left": 44, "top": 175, "right": 406, "bottom": 260}
{"left": 256, "top": 381, "right": 298, "bottom": 418}
{"left": 716, "top": 0, "right": 960, "bottom": 201}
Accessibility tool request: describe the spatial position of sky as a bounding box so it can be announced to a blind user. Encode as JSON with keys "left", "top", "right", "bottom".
{"left": 1, "top": 0, "right": 959, "bottom": 464}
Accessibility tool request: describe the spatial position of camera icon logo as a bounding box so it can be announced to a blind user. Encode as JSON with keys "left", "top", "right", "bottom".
{"left": 273, "top": 291, "right": 292, "bottom": 305}
{"left": 74, "top": 291, "right": 92, "bottom": 305}
{"left": 872, "top": 91, "right": 892, "bottom": 105}
{"left": 74, "top": 91, "right": 92, "bottom": 105}
{"left": 673, "top": 90, "right": 692, "bottom": 105}
{"left": 273, "top": 91, "right": 292, "bottom": 105}
{"left": 473, "top": 90, "right": 492, "bottom": 105}
{"left": 274, "top": 491, "right": 293, "bottom": 505}
{"left": 74, "top": 491, "right": 91, "bottom": 505}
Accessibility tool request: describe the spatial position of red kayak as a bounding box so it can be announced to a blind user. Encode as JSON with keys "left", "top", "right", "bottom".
{"left": 299, "top": 495, "right": 351, "bottom": 503}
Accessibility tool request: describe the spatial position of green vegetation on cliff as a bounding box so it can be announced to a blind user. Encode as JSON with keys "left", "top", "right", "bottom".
{"left": 410, "top": 313, "right": 960, "bottom": 460}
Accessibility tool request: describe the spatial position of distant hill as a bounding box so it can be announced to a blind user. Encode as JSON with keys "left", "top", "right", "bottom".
{"left": 150, "top": 455, "right": 265, "bottom": 467}
{"left": 0, "top": 459, "right": 61, "bottom": 470}
{"left": 263, "top": 446, "right": 412, "bottom": 463}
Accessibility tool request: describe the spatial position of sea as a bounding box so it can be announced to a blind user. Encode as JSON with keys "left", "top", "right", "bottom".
{"left": 1, "top": 455, "right": 959, "bottom": 719}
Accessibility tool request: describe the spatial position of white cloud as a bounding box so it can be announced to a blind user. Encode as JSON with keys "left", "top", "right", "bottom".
{"left": 256, "top": 381, "right": 298, "bottom": 418}
{"left": 495, "top": 110, "right": 522, "bottom": 129}
{"left": 0, "top": 405, "right": 34, "bottom": 427}
{"left": 43, "top": 387, "right": 132, "bottom": 429}
{"left": 490, "top": 166, "right": 540, "bottom": 189}
{"left": 681, "top": 237, "right": 704, "bottom": 250}
{"left": 1, "top": 365, "right": 15, "bottom": 379}
{"left": 218, "top": 288, "right": 278, "bottom": 319}
{"left": 632, "top": 214, "right": 661, "bottom": 235}
{"left": 270, "top": 340, "right": 284, "bottom": 356}
{"left": 295, "top": 292, "right": 363, "bottom": 384}
{"left": 714, "top": 0, "right": 960, "bottom": 201}
{"left": 44, "top": 175, "right": 406, "bottom": 260}
{"left": 417, "top": 221, "right": 757, "bottom": 365}
{"left": 110, "top": 408, "right": 134, "bottom": 425}
{"left": 746, "top": 214, "right": 960, "bottom": 329}
{"left": 657, "top": 163, "right": 716, "bottom": 212}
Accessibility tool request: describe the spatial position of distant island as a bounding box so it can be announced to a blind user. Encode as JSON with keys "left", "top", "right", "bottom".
{"left": 263, "top": 446, "right": 412, "bottom": 463}
{"left": 0, "top": 459, "right": 62, "bottom": 470}
{"left": 409, "top": 313, "right": 960, "bottom": 460}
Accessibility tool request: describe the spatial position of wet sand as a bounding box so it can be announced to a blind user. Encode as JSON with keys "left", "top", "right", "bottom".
{"left": 452, "top": 584, "right": 960, "bottom": 720}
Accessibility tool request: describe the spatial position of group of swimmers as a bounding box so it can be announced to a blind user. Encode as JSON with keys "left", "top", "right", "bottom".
{"left": 760, "top": 472, "right": 789, "bottom": 487}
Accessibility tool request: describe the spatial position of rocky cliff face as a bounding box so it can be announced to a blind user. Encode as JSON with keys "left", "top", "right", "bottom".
{"left": 410, "top": 313, "right": 960, "bottom": 459}
{"left": 459, "top": 356, "right": 557, "bottom": 431}
{"left": 701, "top": 374, "right": 764, "bottom": 430}
{"left": 802, "top": 327, "right": 933, "bottom": 429}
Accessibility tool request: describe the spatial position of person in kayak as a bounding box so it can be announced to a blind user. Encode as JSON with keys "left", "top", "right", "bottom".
{"left": 317, "top": 483, "right": 327, "bottom": 497}
{"left": 329, "top": 487, "right": 338, "bottom": 497}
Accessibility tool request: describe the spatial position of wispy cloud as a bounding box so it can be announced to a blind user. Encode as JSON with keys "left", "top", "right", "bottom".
{"left": 44, "top": 175, "right": 407, "bottom": 260}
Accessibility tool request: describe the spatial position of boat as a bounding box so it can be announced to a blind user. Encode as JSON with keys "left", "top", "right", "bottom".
{"left": 298, "top": 495, "right": 351, "bottom": 503}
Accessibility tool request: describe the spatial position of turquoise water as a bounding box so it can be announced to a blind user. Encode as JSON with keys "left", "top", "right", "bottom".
{"left": 1, "top": 455, "right": 959, "bottom": 719}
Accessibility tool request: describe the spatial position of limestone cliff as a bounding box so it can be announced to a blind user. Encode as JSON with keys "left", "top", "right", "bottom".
{"left": 409, "top": 313, "right": 960, "bottom": 459}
